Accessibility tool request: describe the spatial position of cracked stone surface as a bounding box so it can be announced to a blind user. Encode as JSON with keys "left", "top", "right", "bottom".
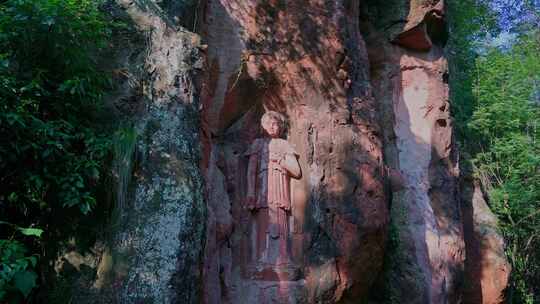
{"left": 67, "top": 1, "right": 510, "bottom": 303}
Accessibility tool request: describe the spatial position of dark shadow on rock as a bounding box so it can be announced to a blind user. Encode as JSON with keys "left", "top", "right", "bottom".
{"left": 360, "top": 1, "right": 466, "bottom": 303}
{"left": 460, "top": 172, "right": 484, "bottom": 304}
{"left": 202, "top": 0, "right": 389, "bottom": 302}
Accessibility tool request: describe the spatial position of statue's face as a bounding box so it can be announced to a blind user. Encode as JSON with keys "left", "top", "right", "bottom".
{"left": 263, "top": 118, "right": 281, "bottom": 138}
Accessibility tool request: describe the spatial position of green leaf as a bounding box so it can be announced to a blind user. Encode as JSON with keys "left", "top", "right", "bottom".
{"left": 89, "top": 167, "right": 100, "bottom": 179}
{"left": 7, "top": 192, "right": 18, "bottom": 203}
{"left": 17, "top": 228, "right": 43, "bottom": 237}
{"left": 28, "top": 256, "right": 37, "bottom": 268}
{"left": 79, "top": 202, "right": 91, "bottom": 214}
{"left": 0, "top": 58, "right": 8, "bottom": 69}
{"left": 13, "top": 271, "right": 37, "bottom": 297}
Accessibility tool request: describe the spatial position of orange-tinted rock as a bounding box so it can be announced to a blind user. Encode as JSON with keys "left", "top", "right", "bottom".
{"left": 199, "top": 0, "right": 509, "bottom": 303}
{"left": 391, "top": 1, "right": 445, "bottom": 51}
{"left": 361, "top": 1, "right": 465, "bottom": 303}
{"left": 462, "top": 179, "right": 511, "bottom": 304}
{"left": 63, "top": 1, "right": 510, "bottom": 303}
{"left": 201, "top": 0, "right": 388, "bottom": 303}
{"left": 393, "top": 23, "right": 432, "bottom": 51}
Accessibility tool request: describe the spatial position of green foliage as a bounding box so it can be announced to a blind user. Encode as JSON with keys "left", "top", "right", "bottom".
{"left": 450, "top": 1, "right": 540, "bottom": 302}
{"left": 470, "top": 37, "right": 539, "bottom": 139}
{"left": 470, "top": 33, "right": 540, "bottom": 302}
{"left": 0, "top": 240, "right": 38, "bottom": 300}
{"left": 0, "top": 224, "right": 41, "bottom": 302}
{"left": 0, "top": 0, "right": 112, "bottom": 215}
{"left": 447, "top": 0, "right": 497, "bottom": 142}
{"left": 0, "top": 222, "right": 44, "bottom": 238}
{"left": 0, "top": 0, "right": 115, "bottom": 301}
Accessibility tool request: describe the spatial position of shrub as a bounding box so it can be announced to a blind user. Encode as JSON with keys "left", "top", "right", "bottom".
{"left": 0, "top": 0, "right": 114, "bottom": 301}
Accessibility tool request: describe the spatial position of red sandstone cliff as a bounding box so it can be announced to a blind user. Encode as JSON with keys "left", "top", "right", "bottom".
{"left": 200, "top": 0, "right": 510, "bottom": 303}
{"left": 201, "top": 0, "right": 387, "bottom": 303}
{"left": 66, "top": 1, "right": 510, "bottom": 303}
{"left": 360, "top": 1, "right": 464, "bottom": 302}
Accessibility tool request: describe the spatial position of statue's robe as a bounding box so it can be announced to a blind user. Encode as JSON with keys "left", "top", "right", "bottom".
{"left": 245, "top": 138, "right": 298, "bottom": 261}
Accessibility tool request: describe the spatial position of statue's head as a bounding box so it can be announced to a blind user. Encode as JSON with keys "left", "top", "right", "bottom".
{"left": 261, "top": 111, "right": 286, "bottom": 138}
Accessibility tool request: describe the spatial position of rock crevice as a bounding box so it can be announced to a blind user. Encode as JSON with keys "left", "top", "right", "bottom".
{"left": 69, "top": 1, "right": 510, "bottom": 303}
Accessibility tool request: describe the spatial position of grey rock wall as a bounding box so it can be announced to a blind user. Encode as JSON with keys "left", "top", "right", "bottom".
{"left": 71, "top": 1, "right": 206, "bottom": 303}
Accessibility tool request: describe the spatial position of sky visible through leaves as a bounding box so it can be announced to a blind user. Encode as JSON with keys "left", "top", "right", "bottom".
{"left": 490, "top": 0, "right": 540, "bottom": 31}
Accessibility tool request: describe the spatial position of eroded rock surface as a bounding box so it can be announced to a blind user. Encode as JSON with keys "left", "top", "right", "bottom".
{"left": 361, "top": 1, "right": 465, "bottom": 303}
{"left": 71, "top": 1, "right": 206, "bottom": 303}
{"left": 201, "top": 0, "right": 388, "bottom": 303}
{"left": 462, "top": 178, "right": 511, "bottom": 304}
{"left": 65, "top": 1, "right": 511, "bottom": 303}
{"left": 110, "top": 3, "right": 206, "bottom": 303}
